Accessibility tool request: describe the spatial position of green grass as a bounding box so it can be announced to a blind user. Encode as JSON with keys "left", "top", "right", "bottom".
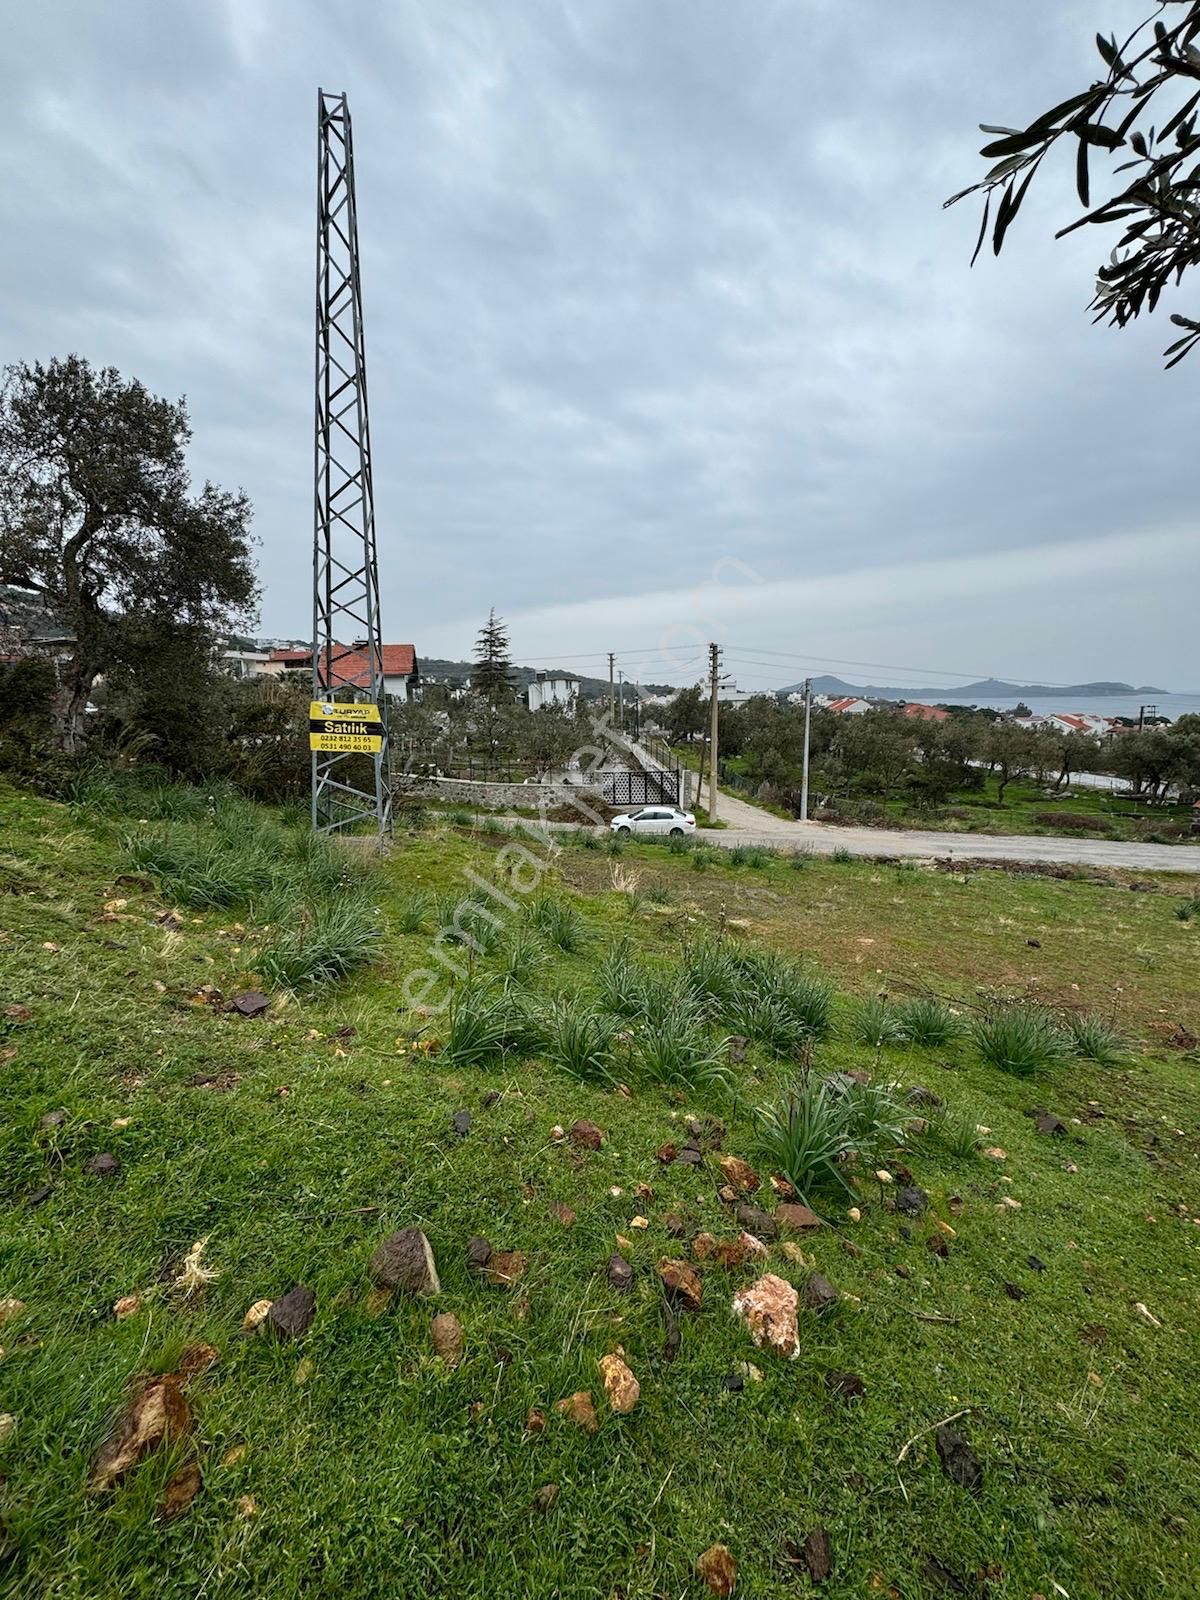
{"left": 896, "top": 995, "right": 961, "bottom": 1047}
{"left": 1, "top": 774, "right": 1199, "bottom": 1600}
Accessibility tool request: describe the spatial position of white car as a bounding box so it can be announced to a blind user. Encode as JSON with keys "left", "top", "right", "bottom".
{"left": 610, "top": 806, "right": 696, "bottom": 838}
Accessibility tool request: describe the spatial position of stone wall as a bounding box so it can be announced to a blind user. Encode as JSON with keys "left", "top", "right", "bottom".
{"left": 394, "top": 774, "right": 610, "bottom": 819}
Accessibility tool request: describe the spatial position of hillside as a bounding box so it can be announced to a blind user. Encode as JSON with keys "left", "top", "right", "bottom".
{"left": 779, "top": 674, "right": 1168, "bottom": 702}
{"left": 2, "top": 775, "right": 1199, "bottom": 1597}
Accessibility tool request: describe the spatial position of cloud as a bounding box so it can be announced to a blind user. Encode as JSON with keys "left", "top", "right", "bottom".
{"left": 0, "top": 0, "right": 1189, "bottom": 684}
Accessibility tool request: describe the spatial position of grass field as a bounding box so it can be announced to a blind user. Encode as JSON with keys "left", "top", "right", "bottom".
{"left": 2, "top": 776, "right": 1199, "bottom": 1599}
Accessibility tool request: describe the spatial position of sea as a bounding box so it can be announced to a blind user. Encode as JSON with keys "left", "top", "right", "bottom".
{"left": 960, "top": 692, "right": 1200, "bottom": 723}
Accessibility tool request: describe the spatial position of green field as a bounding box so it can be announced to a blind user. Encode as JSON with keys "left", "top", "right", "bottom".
{"left": 2, "top": 778, "right": 1199, "bottom": 1599}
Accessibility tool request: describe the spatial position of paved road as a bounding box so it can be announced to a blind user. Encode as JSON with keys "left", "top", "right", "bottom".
{"left": 689, "top": 781, "right": 1200, "bottom": 874}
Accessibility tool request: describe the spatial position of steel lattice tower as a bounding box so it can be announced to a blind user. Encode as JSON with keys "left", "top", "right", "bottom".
{"left": 312, "top": 88, "right": 391, "bottom": 836}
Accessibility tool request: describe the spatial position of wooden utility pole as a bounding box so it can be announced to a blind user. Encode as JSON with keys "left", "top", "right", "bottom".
{"left": 608, "top": 652, "right": 616, "bottom": 724}
{"left": 707, "top": 641, "right": 721, "bottom": 823}
{"left": 800, "top": 677, "right": 812, "bottom": 821}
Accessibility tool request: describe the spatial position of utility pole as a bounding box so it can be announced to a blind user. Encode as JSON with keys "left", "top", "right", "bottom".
{"left": 800, "top": 677, "right": 812, "bottom": 822}
{"left": 618, "top": 670, "right": 625, "bottom": 732}
{"left": 608, "top": 652, "right": 616, "bottom": 725}
{"left": 707, "top": 641, "right": 721, "bottom": 823}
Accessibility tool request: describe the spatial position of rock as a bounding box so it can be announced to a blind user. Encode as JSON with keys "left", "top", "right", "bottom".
{"left": 369, "top": 1229, "right": 440, "bottom": 1296}
{"left": 1027, "top": 1254, "right": 1048, "bottom": 1272}
{"left": 231, "top": 991, "right": 270, "bottom": 1018}
{"left": 242, "top": 1298, "right": 272, "bottom": 1333}
{"left": 531, "top": 1483, "right": 559, "bottom": 1513}
{"left": 732, "top": 1273, "right": 800, "bottom": 1359}
{"left": 733, "top": 1202, "right": 777, "bottom": 1241}
{"left": 569, "top": 1119, "right": 603, "bottom": 1150}
{"left": 1004, "top": 1281, "right": 1026, "bottom": 1301}
{"left": 0, "top": 1414, "right": 13, "bottom": 1443}
{"left": 674, "top": 1140, "right": 704, "bottom": 1167}
{"left": 840, "top": 1238, "right": 864, "bottom": 1260}
{"left": 655, "top": 1142, "right": 677, "bottom": 1164}
{"left": 526, "top": 1406, "right": 547, "bottom": 1433}
{"left": 875, "top": 1169, "right": 894, "bottom": 1185}
{"left": 894, "top": 1264, "right": 912, "bottom": 1279}
{"left": 728, "top": 1034, "right": 748, "bottom": 1063}
{"left": 85, "top": 1153, "right": 121, "bottom": 1178}
{"left": 717, "top": 1155, "right": 760, "bottom": 1193}
{"left": 430, "top": 1312, "right": 464, "bottom": 1367}
{"left": 847, "top": 1206, "right": 862, "bottom": 1223}
{"left": 633, "top": 1181, "right": 654, "bottom": 1201}
{"left": 630, "top": 1215, "right": 650, "bottom": 1230}
{"left": 692, "top": 1233, "right": 719, "bottom": 1260}
{"left": 718, "top": 1185, "right": 737, "bottom": 1204}
{"left": 91, "top": 1375, "right": 192, "bottom": 1490}
{"left": 769, "top": 1174, "right": 797, "bottom": 1199}
{"left": 39, "top": 1109, "right": 67, "bottom": 1130}
{"left": 739, "top": 1231, "right": 770, "bottom": 1260}
{"left": 178, "top": 1343, "right": 219, "bottom": 1380}
{"left": 663, "top": 1212, "right": 687, "bottom": 1238}
{"left": 24, "top": 1184, "right": 53, "bottom": 1209}
{"left": 824, "top": 1370, "right": 865, "bottom": 1401}
{"left": 549, "top": 1200, "right": 577, "bottom": 1228}
{"left": 981, "top": 1146, "right": 1007, "bottom": 1162}
{"left": 1026, "top": 937, "right": 1042, "bottom": 949}
{"left": 776, "top": 1202, "right": 822, "bottom": 1232}
{"left": 927, "top": 1233, "right": 950, "bottom": 1258}
{"left": 1032, "top": 1111, "right": 1067, "bottom": 1137}
{"left": 0, "top": 1299, "right": 27, "bottom": 1327}
{"left": 713, "top": 1239, "right": 748, "bottom": 1269}
{"left": 549, "top": 1124, "right": 565, "bottom": 1142}
{"left": 724, "top": 1370, "right": 744, "bottom": 1392}
{"left": 802, "top": 1272, "right": 839, "bottom": 1313}
{"left": 658, "top": 1259, "right": 703, "bottom": 1311}
{"left": 466, "top": 1236, "right": 493, "bottom": 1272}
{"left": 798, "top": 1527, "right": 834, "bottom": 1583}
{"left": 781, "top": 1242, "right": 815, "bottom": 1267}
{"left": 485, "top": 1250, "right": 527, "bottom": 1286}
{"left": 606, "top": 1253, "right": 634, "bottom": 1293}
{"left": 598, "top": 1352, "right": 640, "bottom": 1414}
{"left": 906, "top": 1086, "right": 942, "bottom": 1108}
{"left": 554, "top": 1391, "right": 598, "bottom": 1433}
{"left": 947, "top": 1193, "right": 964, "bottom": 1216}
{"left": 935, "top": 1424, "right": 983, "bottom": 1493}
{"left": 451, "top": 1110, "right": 472, "bottom": 1137}
{"left": 159, "top": 1459, "right": 203, "bottom": 1520}
{"left": 481, "top": 1090, "right": 502, "bottom": 1109}
{"left": 696, "top": 1543, "right": 737, "bottom": 1597}
{"left": 112, "top": 1294, "right": 142, "bottom": 1321}
{"left": 266, "top": 1285, "right": 316, "bottom": 1341}
{"left": 896, "top": 1186, "right": 929, "bottom": 1217}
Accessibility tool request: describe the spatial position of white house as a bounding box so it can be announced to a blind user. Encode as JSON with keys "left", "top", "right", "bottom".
{"left": 528, "top": 672, "right": 579, "bottom": 712}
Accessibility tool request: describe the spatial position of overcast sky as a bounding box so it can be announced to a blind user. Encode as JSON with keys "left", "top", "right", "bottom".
{"left": 4, "top": 1, "right": 1196, "bottom": 693}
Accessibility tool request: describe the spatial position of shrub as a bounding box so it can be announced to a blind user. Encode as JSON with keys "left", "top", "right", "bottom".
{"left": 526, "top": 894, "right": 586, "bottom": 953}
{"left": 667, "top": 831, "right": 695, "bottom": 854}
{"left": 1032, "top": 811, "right": 1111, "bottom": 833}
{"left": 436, "top": 894, "right": 505, "bottom": 954}
{"left": 974, "top": 1008, "right": 1068, "bottom": 1076}
{"left": 831, "top": 846, "right": 853, "bottom": 865}
{"left": 442, "top": 983, "right": 536, "bottom": 1068}
{"left": 754, "top": 1079, "right": 860, "bottom": 1202}
{"left": 258, "top": 893, "right": 380, "bottom": 988}
{"left": 788, "top": 849, "right": 811, "bottom": 870}
{"left": 824, "top": 1073, "right": 906, "bottom": 1148}
{"left": 727, "top": 948, "right": 835, "bottom": 1044}
{"left": 1064, "top": 1011, "right": 1124, "bottom": 1065}
{"left": 496, "top": 929, "right": 547, "bottom": 985}
{"left": 896, "top": 996, "right": 961, "bottom": 1047}
{"left": 1174, "top": 899, "right": 1198, "bottom": 922}
{"left": 645, "top": 884, "right": 673, "bottom": 905}
{"left": 928, "top": 1104, "right": 982, "bottom": 1159}
{"left": 394, "top": 802, "right": 428, "bottom": 832}
{"left": 447, "top": 807, "right": 475, "bottom": 828}
{"left": 631, "top": 1011, "right": 732, "bottom": 1094}
{"left": 847, "top": 996, "right": 908, "bottom": 1049}
{"left": 541, "top": 1000, "right": 619, "bottom": 1085}
{"left": 396, "top": 890, "right": 433, "bottom": 934}
{"left": 681, "top": 940, "right": 742, "bottom": 1017}
{"left": 728, "top": 844, "right": 773, "bottom": 868}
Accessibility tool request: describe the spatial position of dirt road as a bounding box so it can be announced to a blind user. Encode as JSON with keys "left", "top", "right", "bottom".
{"left": 694, "top": 781, "right": 1200, "bottom": 874}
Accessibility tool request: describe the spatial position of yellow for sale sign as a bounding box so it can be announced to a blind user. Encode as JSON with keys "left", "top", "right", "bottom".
{"left": 308, "top": 700, "right": 384, "bottom": 754}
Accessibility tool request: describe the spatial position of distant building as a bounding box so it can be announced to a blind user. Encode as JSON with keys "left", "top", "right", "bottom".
{"left": 822, "top": 696, "right": 873, "bottom": 716}
{"left": 268, "top": 641, "right": 420, "bottom": 703}
{"left": 220, "top": 648, "right": 284, "bottom": 681}
{"left": 527, "top": 672, "right": 579, "bottom": 712}
{"left": 901, "top": 702, "right": 949, "bottom": 723}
